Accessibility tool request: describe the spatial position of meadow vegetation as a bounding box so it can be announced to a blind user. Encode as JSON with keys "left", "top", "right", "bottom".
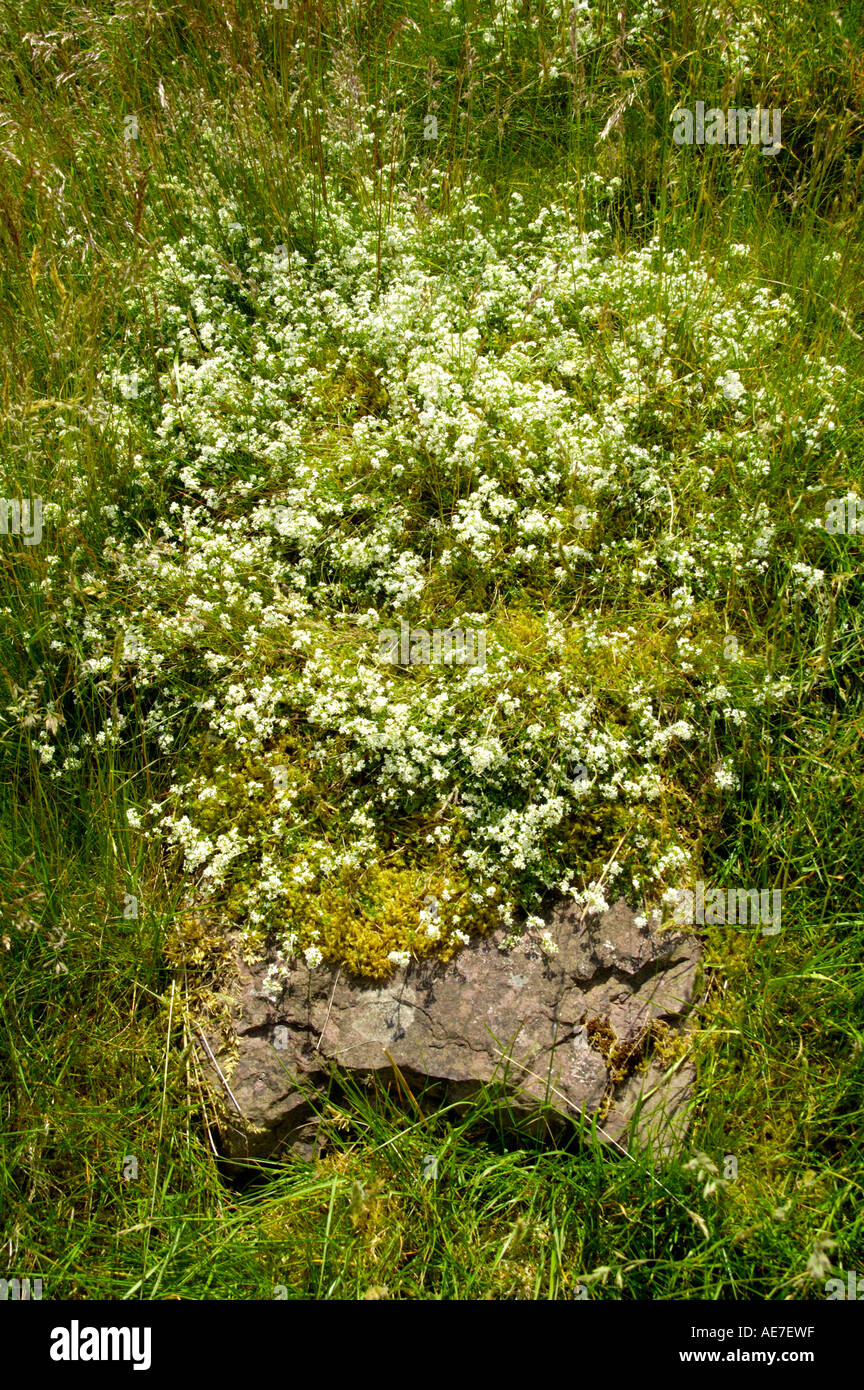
{"left": 1, "top": 0, "right": 863, "bottom": 1299}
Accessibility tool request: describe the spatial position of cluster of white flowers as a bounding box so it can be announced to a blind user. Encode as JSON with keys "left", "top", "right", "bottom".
{"left": 716, "top": 369, "right": 746, "bottom": 404}
{"left": 701, "top": 5, "right": 764, "bottom": 77}
{"left": 23, "top": 86, "right": 849, "bottom": 978}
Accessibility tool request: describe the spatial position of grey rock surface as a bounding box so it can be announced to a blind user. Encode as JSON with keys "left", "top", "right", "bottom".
{"left": 198, "top": 897, "right": 702, "bottom": 1161}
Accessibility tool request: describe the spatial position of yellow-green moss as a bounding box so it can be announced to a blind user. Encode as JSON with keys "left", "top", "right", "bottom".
{"left": 276, "top": 857, "right": 502, "bottom": 979}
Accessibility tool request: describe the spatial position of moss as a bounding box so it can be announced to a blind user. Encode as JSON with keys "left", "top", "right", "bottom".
{"left": 276, "top": 857, "right": 502, "bottom": 979}
{"left": 587, "top": 1013, "right": 692, "bottom": 1122}
{"left": 311, "top": 349, "right": 390, "bottom": 421}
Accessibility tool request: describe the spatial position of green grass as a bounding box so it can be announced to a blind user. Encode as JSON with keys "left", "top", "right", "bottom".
{"left": 1, "top": 0, "right": 864, "bottom": 1300}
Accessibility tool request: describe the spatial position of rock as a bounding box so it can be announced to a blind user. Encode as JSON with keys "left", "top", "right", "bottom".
{"left": 197, "top": 897, "right": 701, "bottom": 1162}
